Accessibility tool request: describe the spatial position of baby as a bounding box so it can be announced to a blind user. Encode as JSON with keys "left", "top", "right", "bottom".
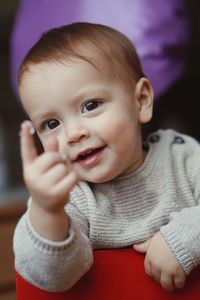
{"left": 14, "top": 22, "right": 200, "bottom": 292}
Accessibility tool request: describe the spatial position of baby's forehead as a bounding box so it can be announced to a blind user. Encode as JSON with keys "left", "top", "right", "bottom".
{"left": 26, "top": 49, "right": 109, "bottom": 74}
{"left": 64, "top": 49, "right": 115, "bottom": 77}
{"left": 20, "top": 57, "right": 113, "bottom": 93}
{"left": 47, "top": 53, "right": 117, "bottom": 82}
{"left": 20, "top": 44, "right": 137, "bottom": 90}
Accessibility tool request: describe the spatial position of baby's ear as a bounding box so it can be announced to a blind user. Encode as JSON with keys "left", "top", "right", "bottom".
{"left": 134, "top": 77, "right": 154, "bottom": 124}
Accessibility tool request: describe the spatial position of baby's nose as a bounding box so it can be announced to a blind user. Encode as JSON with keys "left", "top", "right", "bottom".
{"left": 66, "top": 126, "right": 90, "bottom": 145}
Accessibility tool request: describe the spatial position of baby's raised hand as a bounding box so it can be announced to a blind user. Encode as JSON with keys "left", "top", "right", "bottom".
{"left": 20, "top": 121, "right": 79, "bottom": 240}
{"left": 133, "top": 231, "right": 186, "bottom": 291}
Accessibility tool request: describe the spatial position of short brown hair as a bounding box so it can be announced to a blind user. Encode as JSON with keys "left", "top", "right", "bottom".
{"left": 18, "top": 22, "right": 145, "bottom": 87}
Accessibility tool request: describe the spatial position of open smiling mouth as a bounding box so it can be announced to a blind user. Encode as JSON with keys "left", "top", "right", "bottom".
{"left": 76, "top": 146, "right": 106, "bottom": 161}
{"left": 74, "top": 146, "right": 106, "bottom": 167}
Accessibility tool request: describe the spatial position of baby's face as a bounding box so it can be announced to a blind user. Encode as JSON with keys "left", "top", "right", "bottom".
{"left": 19, "top": 59, "right": 146, "bottom": 182}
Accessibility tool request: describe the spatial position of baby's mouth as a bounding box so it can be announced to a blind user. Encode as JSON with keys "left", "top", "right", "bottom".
{"left": 75, "top": 146, "right": 106, "bottom": 162}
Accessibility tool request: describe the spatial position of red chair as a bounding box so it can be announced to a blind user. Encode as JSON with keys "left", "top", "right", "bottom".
{"left": 16, "top": 249, "right": 200, "bottom": 300}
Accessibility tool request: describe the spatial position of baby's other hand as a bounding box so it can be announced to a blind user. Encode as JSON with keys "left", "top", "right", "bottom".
{"left": 133, "top": 231, "right": 186, "bottom": 291}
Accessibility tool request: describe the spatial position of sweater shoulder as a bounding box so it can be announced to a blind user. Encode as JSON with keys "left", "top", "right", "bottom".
{"left": 152, "top": 129, "right": 200, "bottom": 182}
{"left": 149, "top": 129, "right": 200, "bottom": 154}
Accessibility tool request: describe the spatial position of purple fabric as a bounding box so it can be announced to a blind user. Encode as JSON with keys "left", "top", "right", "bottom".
{"left": 10, "top": 0, "right": 190, "bottom": 100}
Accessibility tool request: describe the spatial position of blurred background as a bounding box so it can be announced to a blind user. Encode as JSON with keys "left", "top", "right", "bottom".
{"left": 0, "top": 2, "right": 27, "bottom": 300}
{"left": 0, "top": 1, "right": 200, "bottom": 299}
{"left": 0, "top": 0, "right": 25, "bottom": 196}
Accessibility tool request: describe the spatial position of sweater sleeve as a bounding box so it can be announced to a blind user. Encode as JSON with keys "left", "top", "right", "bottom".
{"left": 13, "top": 202, "right": 93, "bottom": 292}
{"left": 160, "top": 206, "right": 200, "bottom": 274}
{"left": 160, "top": 148, "right": 200, "bottom": 275}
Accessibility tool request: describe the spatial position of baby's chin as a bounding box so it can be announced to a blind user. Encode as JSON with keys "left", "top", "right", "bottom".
{"left": 76, "top": 168, "right": 119, "bottom": 184}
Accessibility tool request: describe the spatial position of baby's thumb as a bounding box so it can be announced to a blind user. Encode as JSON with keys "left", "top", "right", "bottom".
{"left": 133, "top": 240, "right": 149, "bottom": 253}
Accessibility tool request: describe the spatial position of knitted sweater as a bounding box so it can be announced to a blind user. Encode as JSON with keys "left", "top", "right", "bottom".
{"left": 14, "top": 129, "right": 200, "bottom": 292}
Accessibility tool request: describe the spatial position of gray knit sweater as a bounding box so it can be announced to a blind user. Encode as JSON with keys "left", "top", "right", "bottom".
{"left": 14, "top": 129, "right": 200, "bottom": 292}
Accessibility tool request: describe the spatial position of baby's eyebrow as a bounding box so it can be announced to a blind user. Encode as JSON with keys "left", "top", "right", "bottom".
{"left": 72, "top": 85, "right": 110, "bottom": 99}
{"left": 31, "top": 111, "right": 54, "bottom": 123}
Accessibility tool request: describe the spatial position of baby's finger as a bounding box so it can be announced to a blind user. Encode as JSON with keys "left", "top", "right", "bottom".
{"left": 144, "top": 256, "right": 152, "bottom": 276}
{"left": 43, "top": 136, "right": 68, "bottom": 166}
{"left": 151, "top": 267, "right": 161, "bottom": 283}
{"left": 44, "top": 136, "right": 69, "bottom": 165}
{"left": 51, "top": 171, "right": 79, "bottom": 197}
{"left": 44, "top": 136, "right": 59, "bottom": 152}
{"left": 173, "top": 270, "right": 186, "bottom": 289}
{"left": 42, "top": 162, "right": 68, "bottom": 186}
{"left": 20, "top": 120, "right": 37, "bottom": 166}
{"left": 133, "top": 240, "right": 149, "bottom": 253}
{"left": 160, "top": 273, "right": 174, "bottom": 291}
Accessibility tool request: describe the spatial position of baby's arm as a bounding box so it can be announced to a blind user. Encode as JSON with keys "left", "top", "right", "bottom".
{"left": 134, "top": 141, "right": 200, "bottom": 291}
{"left": 134, "top": 232, "right": 186, "bottom": 291}
{"left": 14, "top": 121, "right": 93, "bottom": 291}
{"left": 20, "top": 121, "right": 78, "bottom": 241}
{"left": 134, "top": 204, "right": 200, "bottom": 291}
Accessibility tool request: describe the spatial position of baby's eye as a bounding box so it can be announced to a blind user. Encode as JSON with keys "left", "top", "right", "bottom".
{"left": 82, "top": 100, "right": 101, "bottom": 113}
{"left": 43, "top": 119, "right": 60, "bottom": 130}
